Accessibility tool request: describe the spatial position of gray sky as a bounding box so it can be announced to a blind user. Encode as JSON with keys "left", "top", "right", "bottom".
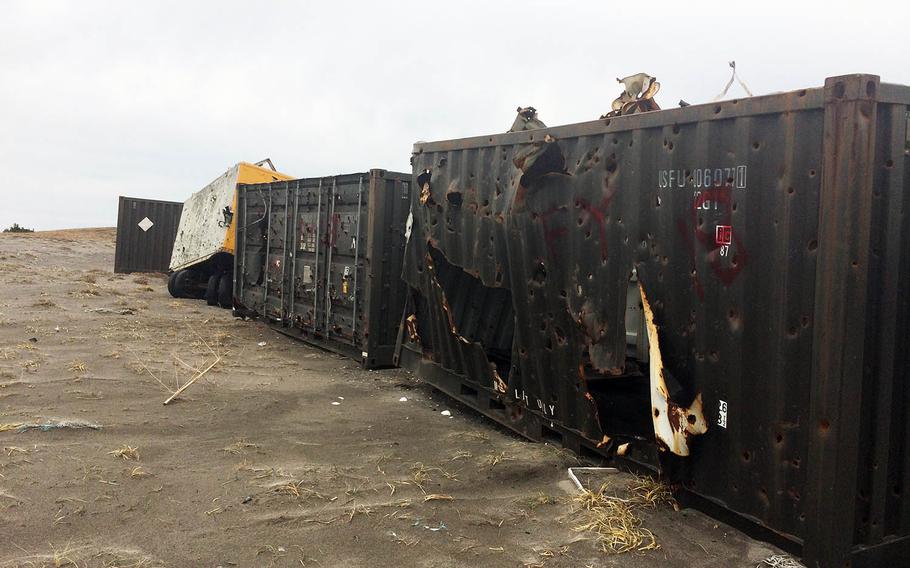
{"left": 3, "top": 0, "right": 908, "bottom": 231}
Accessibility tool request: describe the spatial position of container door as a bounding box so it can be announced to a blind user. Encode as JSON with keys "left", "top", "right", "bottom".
{"left": 321, "top": 175, "right": 367, "bottom": 347}
{"left": 286, "top": 178, "right": 328, "bottom": 332}
{"left": 261, "top": 182, "right": 290, "bottom": 321}
{"left": 235, "top": 184, "right": 270, "bottom": 316}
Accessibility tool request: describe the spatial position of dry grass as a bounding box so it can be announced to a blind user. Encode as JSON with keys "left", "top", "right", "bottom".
{"left": 0, "top": 542, "right": 162, "bottom": 568}
{"left": 108, "top": 445, "right": 140, "bottom": 461}
{"left": 222, "top": 439, "right": 259, "bottom": 455}
{"left": 32, "top": 298, "right": 57, "bottom": 308}
{"left": 67, "top": 359, "right": 87, "bottom": 374}
{"left": 133, "top": 276, "right": 149, "bottom": 285}
{"left": 571, "top": 475, "right": 675, "bottom": 555}
{"left": 423, "top": 494, "right": 455, "bottom": 502}
{"left": 519, "top": 492, "right": 557, "bottom": 510}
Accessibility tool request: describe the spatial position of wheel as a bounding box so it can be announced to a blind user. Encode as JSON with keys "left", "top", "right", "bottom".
{"left": 174, "top": 269, "right": 205, "bottom": 299}
{"left": 167, "top": 271, "right": 180, "bottom": 298}
{"left": 173, "top": 270, "right": 192, "bottom": 298}
{"left": 205, "top": 273, "right": 220, "bottom": 306}
{"left": 217, "top": 272, "right": 233, "bottom": 308}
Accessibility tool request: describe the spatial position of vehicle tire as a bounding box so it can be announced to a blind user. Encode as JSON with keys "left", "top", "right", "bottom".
{"left": 167, "top": 271, "right": 180, "bottom": 298}
{"left": 174, "top": 269, "right": 203, "bottom": 299}
{"left": 217, "top": 272, "right": 232, "bottom": 309}
{"left": 205, "top": 273, "right": 220, "bottom": 306}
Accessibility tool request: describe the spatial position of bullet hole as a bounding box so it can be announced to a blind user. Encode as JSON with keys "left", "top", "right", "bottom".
{"left": 697, "top": 216, "right": 704, "bottom": 227}
{"left": 787, "top": 186, "right": 795, "bottom": 195}
{"left": 792, "top": 458, "right": 801, "bottom": 468}
{"left": 713, "top": 105, "right": 722, "bottom": 114}
{"left": 833, "top": 82, "right": 846, "bottom": 99}
{"left": 533, "top": 261, "right": 547, "bottom": 283}
{"left": 742, "top": 451, "right": 752, "bottom": 462}
{"left": 801, "top": 315, "right": 810, "bottom": 327}
{"left": 559, "top": 289, "right": 567, "bottom": 298}
{"left": 519, "top": 347, "right": 527, "bottom": 356}
{"left": 495, "top": 270, "right": 503, "bottom": 284}
{"left": 663, "top": 139, "right": 667, "bottom": 147}
{"left": 851, "top": 260, "right": 859, "bottom": 268}
{"left": 809, "top": 169, "right": 816, "bottom": 177}
{"left": 687, "top": 414, "right": 697, "bottom": 424}
{"left": 885, "top": 159, "right": 894, "bottom": 168}
{"left": 708, "top": 351, "right": 719, "bottom": 362}
{"left": 798, "top": 89, "right": 807, "bottom": 97}
{"left": 752, "top": 142, "right": 760, "bottom": 150}
{"left": 585, "top": 230, "right": 592, "bottom": 239}
{"left": 775, "top": 433, "right": 783, "bottom": 444}
{"left": 866, "top": 80, "right": 876, "bottom": 97}
{"left": 732, "top": 201, "right": 738, "bottom": 211}
{"left": 654, "top": 408, "right": 660, "bottom": 417}
{"left": 808, "top": 239, "right": 818, "bottom": 251}
{"left": 603, "top": 118, "right": 611, "bottom": 126}
{"left": 788, "top": 488, "right": 801, "bottom": 501}
{"left": 668, "top": 141, "right": 674, "bottom": 150}
{"left": 655, "top": 195, "right": 662, "bottom": 207}
{"left": 577, "top": 217, "right": 584, "bottom": 226}
{"left": 672, "top": 124, "right": 680, "bottom": 134}
{"left": 446, "top": 190, "right": 463, "bottom": 207}
{"left": 628, "top": 139, "right": 634, "bottom": 147}
{"left": 544, "top": 338, "right": 553, "bottom": 350}
{"left": 787, "top": 326, "right": 797, "bottom": 337}
{"left": 554, "top": 326, "right": 566, "bottom": 343}
{"left": 819, "top": 419, "right": 830, "bottom": 432}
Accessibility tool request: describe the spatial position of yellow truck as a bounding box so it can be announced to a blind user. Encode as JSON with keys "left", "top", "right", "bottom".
{"left": 167, "top": 160, "right": 294, "bottom": 306}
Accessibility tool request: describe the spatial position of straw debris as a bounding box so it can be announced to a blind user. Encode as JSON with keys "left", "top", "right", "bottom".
{"left": 571, "top": 474, "right": 676, "bottom": 554}
{"left": 108, "top": 445, "right": 140, "bottom": 461}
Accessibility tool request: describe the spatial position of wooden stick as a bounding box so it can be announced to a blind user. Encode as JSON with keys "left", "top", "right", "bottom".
{"left": 163, "top": 356, "right": 221, "bottom": 405}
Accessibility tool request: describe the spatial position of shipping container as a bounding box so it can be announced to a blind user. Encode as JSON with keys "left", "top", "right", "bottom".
{"left": 234, "top": 170, "right": 411, "bottom": 368}
{"left": 114, "top": 196, "right": 183, "bottom": 273}
{"left": 399, "top": 74, "right": 910, "bottom": 567}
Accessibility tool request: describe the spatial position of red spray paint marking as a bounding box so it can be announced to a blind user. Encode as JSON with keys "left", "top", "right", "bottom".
{"left": 678, "top": 186, "right": 748, "bottom": 299}
{"left": 541, "top": 179, "right": 619, "bottom": 265}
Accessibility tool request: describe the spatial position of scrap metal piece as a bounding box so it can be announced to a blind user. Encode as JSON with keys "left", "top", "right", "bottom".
{"left": 640, "top": 283, "right": 707, "bottom": 456}
{"left": 602, "top": 73, "right": 662, "bottom": 118}
{"left": 508, "top": 106, "right": 547, "bottom": 132}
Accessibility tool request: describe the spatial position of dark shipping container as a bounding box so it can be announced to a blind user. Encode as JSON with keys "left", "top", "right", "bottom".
{"left": 399, "top": 74, "right": 910, "bottom": 567}
{"left": 114, "top": 196, "right": 183, "bottom": 273}
{"left": 234, "top": 170, "right": 411, "bottom": 368}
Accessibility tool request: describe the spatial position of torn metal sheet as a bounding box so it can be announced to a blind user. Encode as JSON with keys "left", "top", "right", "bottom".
{"left": 640, "top": 283, "right": 707, "bottom": 456}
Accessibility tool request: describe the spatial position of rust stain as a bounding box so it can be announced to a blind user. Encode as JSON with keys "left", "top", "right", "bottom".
{"left": 640, "top": 282, "right": 708, "bottom": 456}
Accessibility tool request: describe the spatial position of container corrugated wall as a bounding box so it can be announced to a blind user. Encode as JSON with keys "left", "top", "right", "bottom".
{"left": 234, "top": 170, "right": 411, "bottom": 368}
{"left": 114, "top": 196, "right": 183, "bottom": 273}
{"left": 400, "top": 74, "right": 910, "bottom": 567}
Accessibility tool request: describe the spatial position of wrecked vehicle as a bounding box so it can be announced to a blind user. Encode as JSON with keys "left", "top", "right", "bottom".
{"left": 398, "top": 74, "right": 910, "bottom": 568}
{"left": 167, "top": 160, "right": 294, "bottom": 306}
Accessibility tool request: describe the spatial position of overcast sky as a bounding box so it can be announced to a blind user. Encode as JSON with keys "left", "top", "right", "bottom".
{"left": 2, "top": 0, "right": 908, "bottom": 231}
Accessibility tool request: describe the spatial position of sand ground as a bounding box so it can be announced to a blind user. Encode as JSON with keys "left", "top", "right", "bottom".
{"left": 0, "top": 228, "right": 785, "bottom": 567}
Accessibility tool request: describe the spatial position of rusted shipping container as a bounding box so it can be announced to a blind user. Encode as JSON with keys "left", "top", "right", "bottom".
{"left": 399, "top": 74, "right": 910, "bottom": 567}
{"left": 114, "top": 196, "right": 183, "bottom": 273}
{"left": 234, "top": 170, "right": 411, "bottom": 368}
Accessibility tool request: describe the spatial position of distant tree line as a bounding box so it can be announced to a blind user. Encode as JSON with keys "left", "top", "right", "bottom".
{"left": 2, "top": 223, "right": 34, "bottom": 233}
